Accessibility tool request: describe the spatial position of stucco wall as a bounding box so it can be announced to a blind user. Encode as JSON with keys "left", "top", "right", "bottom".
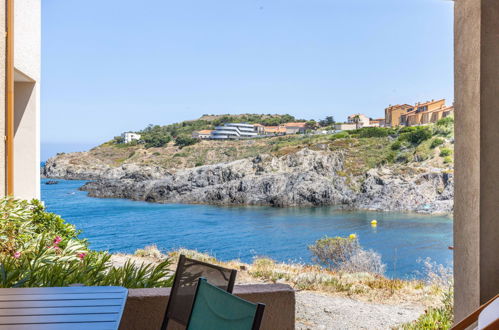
{"left": 12, "top": 0, "right": 41, "bottom": 199}
{"left": 14, "top": 0, "right": 40, "bottom": 81}
{"left": 120, "top": 284, "right": 295, "bottom": 330}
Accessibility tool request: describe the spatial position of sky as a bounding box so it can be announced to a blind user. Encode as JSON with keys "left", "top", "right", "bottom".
{"left": 41, "top": 0, "right": 454, "bottom": 160}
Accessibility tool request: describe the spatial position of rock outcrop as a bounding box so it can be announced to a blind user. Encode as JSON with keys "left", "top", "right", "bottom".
{"left": 64, "top": 149, "right": 454, "bottom": 214}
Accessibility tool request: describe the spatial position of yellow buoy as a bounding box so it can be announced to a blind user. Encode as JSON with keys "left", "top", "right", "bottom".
{"left": 371, "top": 220, "right": 377, "bottom": 226}
{"left": 349, "top": 234, "right": 357, "bottom": 239}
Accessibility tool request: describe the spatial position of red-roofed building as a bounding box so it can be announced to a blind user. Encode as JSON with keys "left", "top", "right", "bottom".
{"left": 283, "top": 122, "right": 307, "bottom": 134}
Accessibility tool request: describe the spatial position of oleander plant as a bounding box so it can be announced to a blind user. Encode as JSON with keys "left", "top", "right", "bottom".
{"left": 0, "top": 198, "right": 173, "bottom": 288}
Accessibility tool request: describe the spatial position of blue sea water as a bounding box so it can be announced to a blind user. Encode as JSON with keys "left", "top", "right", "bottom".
{"left": 41, "top": 179, "right": 453, "bottom": 279}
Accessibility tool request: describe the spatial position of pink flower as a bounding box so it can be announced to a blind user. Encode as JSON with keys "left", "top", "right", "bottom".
{"left": 77, "top": 253, "right": 86, "bottom": 259}
{"left": 13, "top": 252, "right": 21, "bottom": 259}
{"left": 53, "top": 236, "right": 62, "bottom": 245}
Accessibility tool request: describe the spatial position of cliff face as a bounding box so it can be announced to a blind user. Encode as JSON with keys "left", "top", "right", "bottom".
{"left": 51, "top": 148, "right": 453, "bottom": 214}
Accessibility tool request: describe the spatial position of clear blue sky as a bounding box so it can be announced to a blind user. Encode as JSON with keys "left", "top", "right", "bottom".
{"left": 41, "top": 0, "right": 454, "bottom": 160}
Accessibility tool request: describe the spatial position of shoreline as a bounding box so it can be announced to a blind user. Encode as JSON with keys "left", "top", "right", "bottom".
{"left": 43, "top": 176, "right": 454, "bottom": 216}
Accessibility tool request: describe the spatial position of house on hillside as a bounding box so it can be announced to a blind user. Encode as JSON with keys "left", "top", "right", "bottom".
{"left": 334, "top": 123, "right": 357, "bottom": 131}
{"left": 192, "top": 130, "right": 213, "bottom": 139}
{"left": 370, "top": 118, "right": 385, "bottom": 127}
{"left": 283, "top": 122, "right": 307, "bottom": 134}
{"left": 347, "top": 114, "right": 370, "bottom": 128}
{"left": 121, "top": 132, "right": 141, "bottom": 143}
{"left": 263, "top": 126, "right": 286, "bottom": 135}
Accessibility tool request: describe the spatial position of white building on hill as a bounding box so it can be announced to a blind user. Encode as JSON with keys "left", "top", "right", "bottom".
{"left": 121, "top": 132, "right": 141, "bottom": 143}
{"left": 211, "top": 123, "right": 258, "bottom": 139}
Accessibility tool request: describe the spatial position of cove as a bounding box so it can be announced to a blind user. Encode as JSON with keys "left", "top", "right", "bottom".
{"left": 41, "top": 179, "right": 453, "bottom": 279}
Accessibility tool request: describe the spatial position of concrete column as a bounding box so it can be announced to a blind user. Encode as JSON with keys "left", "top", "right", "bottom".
{"left": 454, "top": 0, "right": 499, "bottom": 322}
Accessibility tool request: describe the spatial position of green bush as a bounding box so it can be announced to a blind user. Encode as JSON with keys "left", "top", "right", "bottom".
{"left": 0, "top": 235, "right": 173, "bottom": 288}
{"left": 330, "top": 131, "right": 350, "bottom": 139}
{"left": 430, "top": 138, "right": 445, "bottom": 149}
{"left": 356, "top": 127, "right": 390, "bottom": 138}
{"left": 443, "top": 156, "right": 453, "bottom": 164}
{"left": 175, "top": 136, "right": 198, "bottom": 148}
{"left": 402, "top": 289, "right": 453, "bottom": 330}
{"left": 0, "top": 198, "right": 79, "bottom": 255}
{"left": 391, "top": 141, "right": 402, "bottom": 150}
{"left": 399, "top": 127, "right": 432, "bottom": 145}
{"left": 436, "top": 116, "right": 454, "bottom": 127}
{"left": 440, "top": 148, "right": 452, "bottom": 157}
{"left": 0, "top": 198, "right": 174, "bottom": 288}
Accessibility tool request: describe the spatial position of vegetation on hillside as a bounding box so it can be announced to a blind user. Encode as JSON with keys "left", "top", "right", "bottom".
{"left": 73, "top": 116, "right": 454, "bottom": 177}
{"left": 0, "top": 198, "right": 173, "bottom": 288}
{"left": 109, "top": 114, "right": 309, "bottom": 149}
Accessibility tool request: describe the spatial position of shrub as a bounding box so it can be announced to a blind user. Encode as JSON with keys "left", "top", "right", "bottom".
{"left": 113, "top": 136, "right": 124, "bottom": 144}
{"left": 443, "top": 156, "right": 453, "bottom": 164}
{"left": 357, "top": 127, "right": 390, "bottom": 138}
{"left": 0, "top": 198, "right": 80, "bottom": 255}
{"left": 308, "top": 236, "right": 385, "bottom": 275}
{"left": 401, "top": 289, "right": 453, "bottom": 329}
{"left": 141, "top": 125, "right": 172, "bottom": 148}
{"left": 331, "top": 131, "right": 349, "bottom": 139}
{"left": 440, "top": 148, "right": 452, "bottom": 157}
{"left": 0, "top": 198, "right": 174, "bottom": 288}
{"left": 391, "top": 141, "right": 402, "bottom": 150}
{"left": 436, "top": 116, "right": 454, "bottom": 127}
{"left": 430, "top": 138, "right": 445, "bottom": 149}
{"left": 399, "top": 127, "right": 432, "bottom": 145}
{"left": 0, "top": 234, "right": 173, "bottom": 288}
{"left": 175, "top": 136, "right": 198, "bottom": 148}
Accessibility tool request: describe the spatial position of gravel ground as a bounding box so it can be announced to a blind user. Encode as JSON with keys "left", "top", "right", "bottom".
{"left": 296, "top": 291, "right": 424, "bottom": 330}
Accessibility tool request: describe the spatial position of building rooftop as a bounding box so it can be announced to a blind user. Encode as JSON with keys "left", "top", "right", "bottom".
{"left": 283, "top": 122, "right": 307, "bottom": 127}
{"left": 264, "top": 126, "right": 286, "bottom": 133}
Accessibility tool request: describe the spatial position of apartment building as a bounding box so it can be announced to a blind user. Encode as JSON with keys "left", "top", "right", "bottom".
{"left": 0, "top": 0, "right": 41, "bottom": 200}
{"left": 402, "top": 99, "right": 451, "bottom": 126}
{"left": 384, "top": 104, "right": 413, "bottom": 127}
{"left": 211, "top": 123, "right": 258, "bottom": 139}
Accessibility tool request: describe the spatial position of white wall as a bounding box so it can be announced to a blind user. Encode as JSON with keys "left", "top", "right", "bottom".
{"left": 13, "top": 0, "right": 41, "bottom": 200}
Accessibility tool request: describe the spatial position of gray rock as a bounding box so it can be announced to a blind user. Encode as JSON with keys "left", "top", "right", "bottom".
{"left": 74, "top": 149, "right": 453, "bottom": 214}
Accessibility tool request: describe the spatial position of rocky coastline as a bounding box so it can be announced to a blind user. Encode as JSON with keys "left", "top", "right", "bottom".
{"left": 43, "top": 149, "right": 453, "bottom": 214}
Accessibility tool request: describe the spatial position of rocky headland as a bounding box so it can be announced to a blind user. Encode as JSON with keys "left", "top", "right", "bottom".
{"left": 43, "top": 148, "right": 453, "bottom": 214}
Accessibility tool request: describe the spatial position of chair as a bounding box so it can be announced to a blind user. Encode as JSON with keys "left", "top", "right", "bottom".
{"left": 161, "top": 255, "right": 237, "bottom": 329}
{"left": 452, "top": 294, "right": 499, "bottom": 330}
{"left": 187, "top": 278, "right": 265, "bottom": 330}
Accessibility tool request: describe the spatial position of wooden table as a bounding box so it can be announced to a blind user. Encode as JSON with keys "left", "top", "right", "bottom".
{"left": 0, "top": 286, "right": 128, "bottom": 330}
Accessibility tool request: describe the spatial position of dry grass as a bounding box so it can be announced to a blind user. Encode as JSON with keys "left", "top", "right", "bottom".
{"left": 113, "top": 247, "right": 446, "bottom": 307}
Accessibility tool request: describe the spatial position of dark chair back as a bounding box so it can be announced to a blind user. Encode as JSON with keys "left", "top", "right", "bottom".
{"left": 187, "top": 278, "right": 265, "bottom": 330}
{"left": 161, "top": 255, "right": 237, "bottom": 329}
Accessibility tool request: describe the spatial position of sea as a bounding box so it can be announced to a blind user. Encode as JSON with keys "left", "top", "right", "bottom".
{"left": 41, "top": 178, "right": 453, "bottom": 279}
